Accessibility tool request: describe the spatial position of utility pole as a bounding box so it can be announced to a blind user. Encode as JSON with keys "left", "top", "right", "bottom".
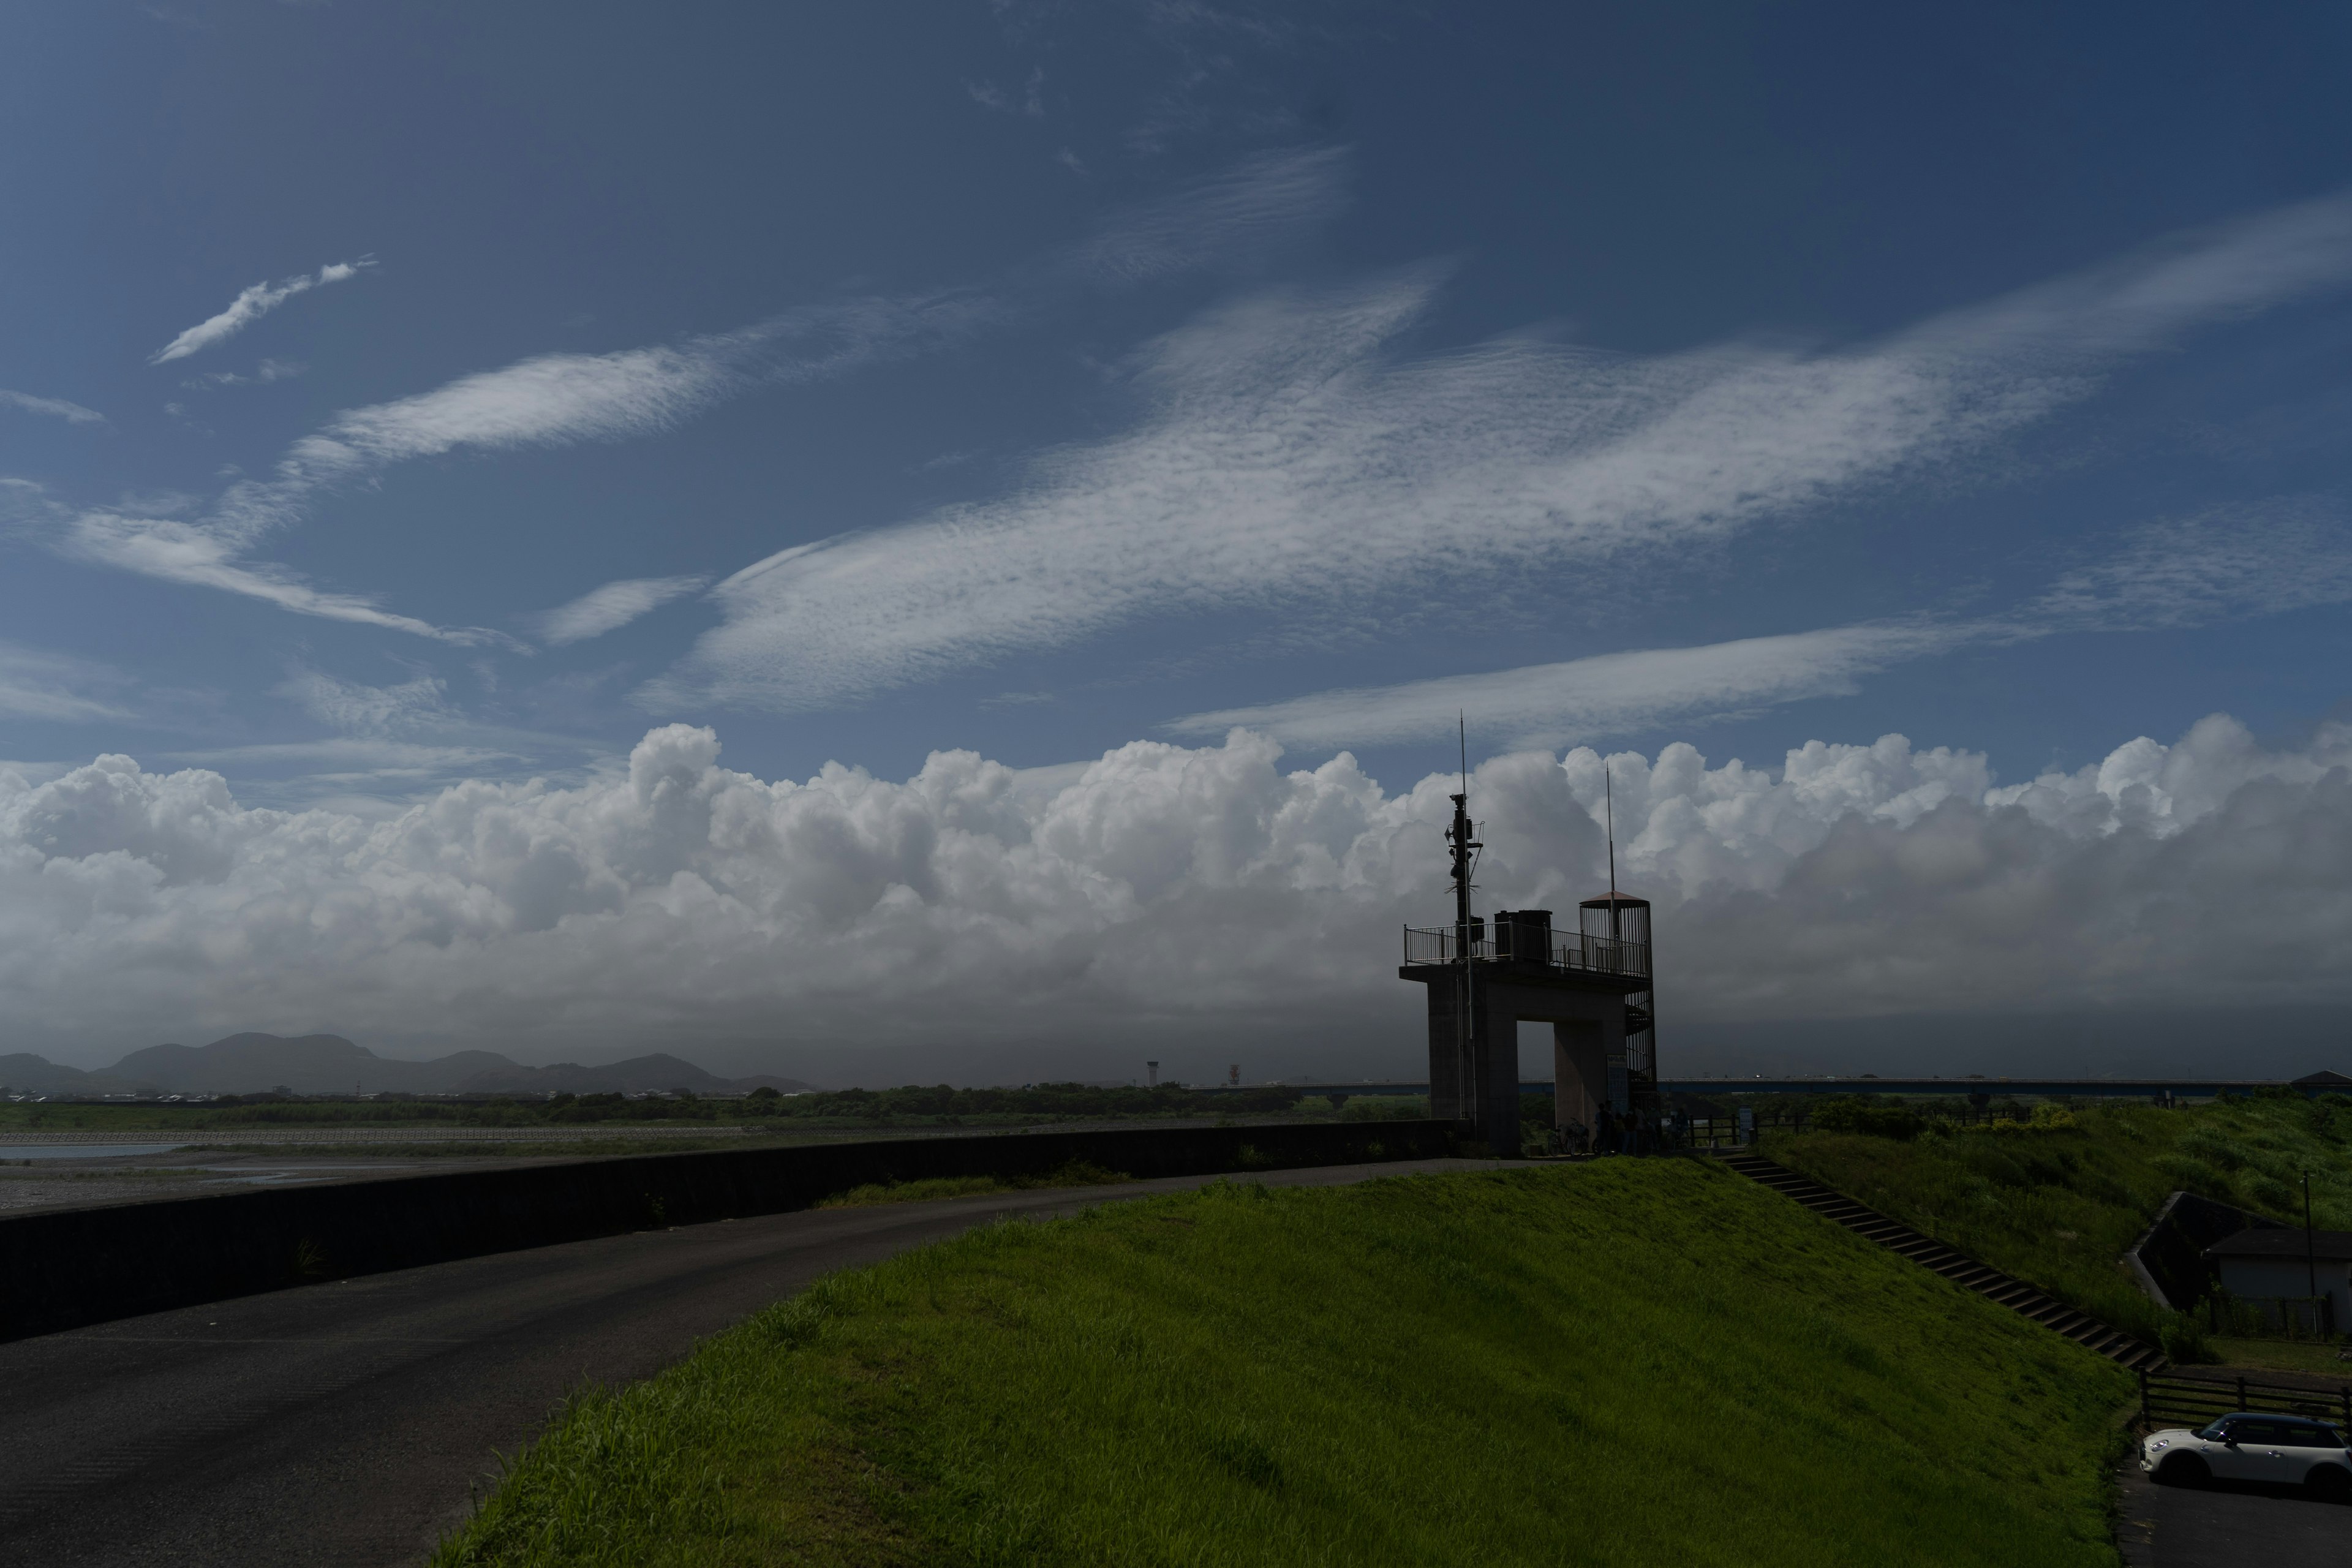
{"left": 2307, "top": 1170, "right": 2320, "bottom": 1305}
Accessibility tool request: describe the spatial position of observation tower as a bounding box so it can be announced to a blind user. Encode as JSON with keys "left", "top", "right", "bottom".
{"left": 1398, "top": 779, "right": 1660, "bottom": 1155}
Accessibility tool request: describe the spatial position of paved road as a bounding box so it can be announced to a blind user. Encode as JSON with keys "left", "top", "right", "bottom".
{"left": 0, "top": 1158, "right": 1497, "bottom": 1568}
{"left": 2116, "top": 1456, "right": 2352, "bottom": 1566}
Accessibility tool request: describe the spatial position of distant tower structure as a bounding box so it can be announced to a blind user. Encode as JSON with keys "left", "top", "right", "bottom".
{"left": 1146, "top": 1060, "right": 1160, "bottom": 1087}
{"left": 1398, "top": 764, "right": 1660, "bottom": 1154}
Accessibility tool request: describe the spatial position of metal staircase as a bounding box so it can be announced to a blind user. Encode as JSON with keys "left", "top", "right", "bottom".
{"left": 1714, "top": 1150, "right": 2168, "bottom": 1373}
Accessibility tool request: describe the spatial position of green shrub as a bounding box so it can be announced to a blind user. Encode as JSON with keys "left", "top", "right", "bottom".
{"left": 1810, "top": 1096, "right": 1926, "bottom": 1140}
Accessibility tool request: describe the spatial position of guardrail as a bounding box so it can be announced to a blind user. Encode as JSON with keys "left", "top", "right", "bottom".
{"left": 1402, "top": 925, "right": 1650, "bottom": 978}
{"left": 2139, "top": 1370, "right": 2352, "bottom": 1431}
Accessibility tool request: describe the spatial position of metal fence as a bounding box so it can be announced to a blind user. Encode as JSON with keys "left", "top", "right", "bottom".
{"left": 1401, "top": 925, "right": 1651, "bottom": 978}
{"left": 2139, "top": 1369, "right": 2352, "bottom": 1432}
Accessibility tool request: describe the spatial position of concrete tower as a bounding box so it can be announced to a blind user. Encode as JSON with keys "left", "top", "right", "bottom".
{"left": 1397, "top": 785, "right": 1659, "bottom": 1155}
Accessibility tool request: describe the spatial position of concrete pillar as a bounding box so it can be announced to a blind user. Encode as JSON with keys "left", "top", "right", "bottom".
{"left": 1476, "top": 992, "right": 1520, "bottom": 1156}
{"left": 1553, "top": 1019, "right": 1605, "bottom": 1139}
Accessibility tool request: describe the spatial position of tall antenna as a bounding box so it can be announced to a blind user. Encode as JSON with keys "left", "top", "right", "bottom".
{"left": 1605, "top": 765, "right": 1618, "bottom": 894}
{"left": 1604, "top": 765, "right": 1619, "bottom": 938}
{"left": 1458, "top": 712, "right": 1468, "bottom": 797}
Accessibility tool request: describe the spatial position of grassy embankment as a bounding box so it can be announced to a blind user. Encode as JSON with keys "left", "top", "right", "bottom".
{"left": 0, "top": 1083, "right": 1401, "bottom": 1142}
{"left": 435, "top": 1161, "right": 2130, "bottom": 1568}
{"left": 1761, "top": 1091, "right": 2352, "bottom": 1362}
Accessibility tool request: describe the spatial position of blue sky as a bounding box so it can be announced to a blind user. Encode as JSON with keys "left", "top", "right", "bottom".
{"left": 4, "top": 2, "right": 2352, "bottom": 1077}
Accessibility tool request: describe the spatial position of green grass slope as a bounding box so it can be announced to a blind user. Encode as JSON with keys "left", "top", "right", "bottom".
{"left": 1762, "top": 1093, "right": 2352, "bottom": 1356}
{"left": 435, "top": 1162, "right": 2130, "bottom": 1568}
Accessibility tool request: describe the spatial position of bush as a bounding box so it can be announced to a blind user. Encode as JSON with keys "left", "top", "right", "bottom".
{"left": 1811, "top": 1096, "right": 1926, "bottom": 1141}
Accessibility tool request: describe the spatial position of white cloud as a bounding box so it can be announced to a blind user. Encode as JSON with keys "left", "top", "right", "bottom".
{"left": 59, "top": 511, "right": 508, "bottom": 645}
{"left": 181, "top": 359, "right": 306, "bottom": 392}
{"left": 1076, "top": 145, "right": 1349, "bottom": 284}
{"left": 0, "top": 643, "right": 137, "bottom": 723}
{"left": 537, "top": 575, "right": 711, "bottom": 646}
{"left": 63, "top": 149, "right": 1347, "bottom": 636}
{"left": 662, "top": 194, "right": 2352, "bottom": 714}
{"left": 4, "top": 714, "right": 2350, "bottom": 1066}
{"left": 0, "top": 390, "right": 105, "bottom": 425}
{"left": 1171, "top": 620, "right": 1977, "bottom": 750}
{"left": 2032, "top": 496, "right": 2352, "bottom": 630}
{"left": 274, "top": 668, "right": 451, "bottom": 734}
{"left": 149, "top": 260, "right": 372, "bottom": 364}
{"left": 77, "top": 293, "right": 997, "bottom": 633}
{"left": 1173, "top": 498, "right": 2352, "bottom": 748}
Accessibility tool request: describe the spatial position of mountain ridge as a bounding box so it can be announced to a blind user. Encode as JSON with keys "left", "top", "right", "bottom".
{"left": 0, "top": 1033, "right": 815, "bottom": 1097}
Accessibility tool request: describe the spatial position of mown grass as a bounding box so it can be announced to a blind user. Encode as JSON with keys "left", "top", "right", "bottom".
{"left": 434, "top": 1161, "right": 2131, "bottom": 1568}
{"left": 1761, "top": 1093, "right": 2352, "bottom": 1357}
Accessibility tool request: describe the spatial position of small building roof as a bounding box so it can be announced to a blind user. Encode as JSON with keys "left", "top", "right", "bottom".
{"left": 2292, "top": 1069, "right": 2352, "bottom": 1088}
{"left": 2207, "top": 1227, "right": 2352, "bottom": 1263}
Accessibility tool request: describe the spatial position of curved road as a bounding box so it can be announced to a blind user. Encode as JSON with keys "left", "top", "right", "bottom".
{"left": 0, "top": 1158, "right": 1494, "bottom": 1567}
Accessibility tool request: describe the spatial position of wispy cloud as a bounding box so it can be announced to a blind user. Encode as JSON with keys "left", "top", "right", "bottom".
{"left": 67, "top": 149, "right": 1347, "bottom": 639}
{"left": 274, "top": 668, "right": 452, "bottom": 735}
{"left": 656, "top": 192, "right": 2352, "bottom": 715}
{"left": 77, "top": 294, "right": 990, "bottom": 636}
{"left": 0, "top": 641, "right": 138, "bottom": 722}
{"left": 1077, "top": 145, "right": 1348, "bottom": 284}
{"left": 180, "top": 358, "right": 305, "bottom": 391}
{"left": 150, "top": 259, "right": 373, "bottom": 364}
{"left": 537, "top": 575, "right": 710, "bottom": 646}
{"left": 2030, "top": 496, "right": 2352, "bottom": 630}
{"left": 1169, "top": 622, "right": 1974, "bottom": 750}
{"left": 0, "top": 390, "right": 105, "bottom": 425}
{"left": 59, "top": 510, "right": 509, "bottom": 645}
{"left": 1169, "top": 499, "right": 2352, "bottom": 748}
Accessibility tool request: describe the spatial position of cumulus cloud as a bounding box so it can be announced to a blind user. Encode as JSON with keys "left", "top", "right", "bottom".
{"left": 149, "top": 260, "right": 372, "bottom": 364}
{"left": 0, "top": 390, "right": 105, "bottom": 425}
{"left": 4, "top": 712, "right": 2348, "bottom": 1066}
{"left": 662, "top": 194, "right": 2352, "bottom": 714}
{"left": 537, "top": 575, "right": 710, "bottom": 646}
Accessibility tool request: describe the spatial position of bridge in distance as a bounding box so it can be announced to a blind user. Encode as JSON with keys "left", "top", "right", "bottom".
{"left": 1200, "top": 1076, "right": 2345, "bottom": 1099}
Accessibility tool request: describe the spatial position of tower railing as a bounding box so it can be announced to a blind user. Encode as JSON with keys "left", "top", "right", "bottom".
{"left": 1401, "top": 925, "right": 1650, "bottom": 979}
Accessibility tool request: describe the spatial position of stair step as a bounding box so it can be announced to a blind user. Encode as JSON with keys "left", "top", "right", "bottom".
{"left": 1711, "top": 1151, "right": 2164, "bottom": 1374}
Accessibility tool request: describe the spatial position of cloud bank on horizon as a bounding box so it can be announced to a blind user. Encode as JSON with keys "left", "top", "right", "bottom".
{"left": 4, "top": 715, "right": 2345, "bottom": 1070}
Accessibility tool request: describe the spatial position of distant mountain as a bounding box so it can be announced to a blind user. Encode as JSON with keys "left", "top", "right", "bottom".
{"left": 0, "top": 1054, "right": 152, "bottom": 1096}
{"left": 31, "top": 1033, "right": 818, "bottom": 1097}
{"left": 453, "top": 1053, "right": 813, "bottom": 1096}
{"left": 108, "top": 1034, "right": 516, "bottom": 1096}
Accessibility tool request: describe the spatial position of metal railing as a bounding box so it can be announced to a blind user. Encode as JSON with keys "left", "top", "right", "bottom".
{"left": 2139, "top": 1370, "right": 2352, "bottom": 1432}
{"left": 1402, "top": 925, "right": 1651, "bottom": 979}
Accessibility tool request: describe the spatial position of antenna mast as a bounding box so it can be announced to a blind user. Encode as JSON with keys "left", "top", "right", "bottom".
{"left": 1447, "top": 715, "right": 1481, "bottom": 1118}
{"left": 1604, "top": 766, "right": 1619, "bottom": 938}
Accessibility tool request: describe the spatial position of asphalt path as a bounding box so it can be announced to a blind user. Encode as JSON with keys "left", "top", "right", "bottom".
{"left": 0, "top": 1157, "right": 1500, "bottom": 1568}
{"left": 2116, "top": 1454, "right": 2352, "bottom": 1567}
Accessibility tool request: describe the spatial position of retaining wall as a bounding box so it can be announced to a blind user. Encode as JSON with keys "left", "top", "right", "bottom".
{"left": 0, "top": 1118, "right": 1460, "bottom": 1342}
{"left": 2125, "top": 1189, "right": 2283, "bottom": 1310}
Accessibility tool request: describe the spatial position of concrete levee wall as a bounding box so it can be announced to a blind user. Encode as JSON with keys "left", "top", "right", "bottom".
{"left": 2125, "top": 1189, "right": 2283, "bottom": 1311}
{"left": 0, "top": 1119, "right": 1461, "bottom": 1343}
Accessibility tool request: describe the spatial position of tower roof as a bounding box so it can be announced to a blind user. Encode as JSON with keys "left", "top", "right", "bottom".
{"left": 1579, "top": 891, "right": 1651, "bottom": 910}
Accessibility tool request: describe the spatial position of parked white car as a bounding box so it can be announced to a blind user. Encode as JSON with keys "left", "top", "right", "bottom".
{"left": 2143, "top": 1412, "right": 2352, "bottom": 1497}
